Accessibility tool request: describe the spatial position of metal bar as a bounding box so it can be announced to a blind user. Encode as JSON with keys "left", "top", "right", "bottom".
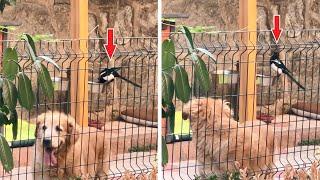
{"left": 162, "top": 13, "right": 189, "bottom": 19}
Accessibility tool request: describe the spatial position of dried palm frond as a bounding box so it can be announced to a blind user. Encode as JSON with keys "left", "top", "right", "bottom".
{"left": 239, "top": 167, "right": 248, "bottom": 180}
{"left": 137, "top": 173, "right": 148, "bottom": 180}
{"left": 150, "top": 166, "right": 158, "bottom": 180}
{"left": 310, "top": 160, "right": 319, "bottom": 180}
{"left": 283, "top": 165, "right": 297, "bottom": 180}
{"left": 297, "top": 169, "right": 309, "bottom": 179}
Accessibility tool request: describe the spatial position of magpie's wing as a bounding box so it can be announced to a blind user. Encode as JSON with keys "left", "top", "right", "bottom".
{"left": 272, "top": 59, "right": 293, "bottom": 74}
{"left": 99, "top": 67, "right": 121, "bottom": 76}
{"left": 285, "top": 72, "right": 306, "bottom": 90}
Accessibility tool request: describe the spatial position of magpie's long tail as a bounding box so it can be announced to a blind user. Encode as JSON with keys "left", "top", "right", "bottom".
{"left": 285, "top": 72, "right": 306, "bottom": 90}
{"left": 117, "top": 76, "right": 142, "bottom": 88}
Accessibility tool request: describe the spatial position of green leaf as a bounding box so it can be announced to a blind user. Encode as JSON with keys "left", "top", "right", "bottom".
{"left": 3, "top": 48, "right": 19, "bottom": 80}
{"left": 0, "top": 111, "right": 9, "bottom": 125}
{"left": 18, "top": 73, "right": 35, "bottom": 110}
{"left": 21, "top": 34, "right": 37, "bottom": 61}
{"left": 193, "top": 55, "right": 211, "bottom": 91}
{"left": 38, "top": 56, "right": 61, "bottom": 71}
{"left": 10, "top": 110, "right": 18, "bottom": 140}
{"left": 0, "top": 134, "right": 13, "bottom": 172}
{"left": 6, "top": 0, "right": 15, "bottom": 5}
{"left": 162, "top": 39, "right": 176, "bottom": 73}
{"left": 0, "top": 106, "right": 9, "bottom": 115}
{"left": 161, "top": 136, "right": 168, "bottom": 166}
{"left": 0, "top": 0, "right": 14, "bottom": 13}
{"left": 174, "top": 65, "right": 190, "bottom": 103}
{"left": 161, "top": 107, "right": 167, "bottom": 118}
{"left": 196, "top": 48, "right": 217, "bottom": 63}
{"left": 167, "top": 102, "right": 175, "bottom": 133}
{"left": 181, "top": 26, "right": 195, "bottom": 52}
{"left": 2, "top": 79, "right": 17, "bottom": 111}
{"left": 0, "top": 89, "right": 4, "bottom": 107}
{"left": 36, "top": 63, "right": 54, "bottom": 99}
{"left": 162, "top": 72, "right": 174, "bottom": 104}
{"left": 0, "top": 2, "right": 5, "bottom": 13}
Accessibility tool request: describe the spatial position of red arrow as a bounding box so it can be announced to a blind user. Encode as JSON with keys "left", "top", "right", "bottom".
{"left": 271, "top": 15, "right": 283, "bottom": 44}
{"left": 103, "top": 28, "right": 117, "bottom": 59}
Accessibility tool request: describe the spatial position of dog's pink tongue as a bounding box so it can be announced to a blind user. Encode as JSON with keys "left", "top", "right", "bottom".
{"left": 44, "top": 151, "right": 57, "bottom": 167}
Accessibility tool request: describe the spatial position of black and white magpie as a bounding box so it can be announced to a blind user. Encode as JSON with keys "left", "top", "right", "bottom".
{"left": 98, "top": 67, "right": 142, "bottom": 88}
{"left": 270, "top": 51, "right": 305, "bottom": 90}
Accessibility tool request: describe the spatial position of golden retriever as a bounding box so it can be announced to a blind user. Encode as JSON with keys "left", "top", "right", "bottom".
{"left": 33, "top": 111, "right": 111, "bottom": 179}
{"left": 182, "top": 98, "right": 276, "bottom": 176}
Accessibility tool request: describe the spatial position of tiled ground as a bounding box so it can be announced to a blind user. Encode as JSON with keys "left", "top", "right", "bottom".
{"left": 163, "top": 146, "right": 319, "bottom": 179}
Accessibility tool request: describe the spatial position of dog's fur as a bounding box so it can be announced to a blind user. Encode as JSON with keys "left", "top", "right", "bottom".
{"left": 182, "top": 98, "right": 276, "bottom": 175}
{"left": 33, "top": 111, "right": 111, "bottom": 179}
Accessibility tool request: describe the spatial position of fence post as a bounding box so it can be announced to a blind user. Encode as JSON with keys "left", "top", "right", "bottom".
{"left": 70, "top": 0, "right": 89, "bottom": 126}
{"left": 0, "top": 26, "right": 6, "bottom": 134}
{"left": 238, "top": 0, "right": 257, "bottom": 122}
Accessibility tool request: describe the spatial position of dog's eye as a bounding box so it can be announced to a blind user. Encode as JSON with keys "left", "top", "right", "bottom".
{"left": 56, "top": 126, "right": 62, "bottom": 132}
{"left": 42, "top": 125, "right": 47, "bottom": 131}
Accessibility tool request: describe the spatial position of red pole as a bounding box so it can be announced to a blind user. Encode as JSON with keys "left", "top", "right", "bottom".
{"left": 162, "top": 20, "right": 175, "bottom": 41}
{"left": 0, "top": 27, "right": 8, "bottom": 67}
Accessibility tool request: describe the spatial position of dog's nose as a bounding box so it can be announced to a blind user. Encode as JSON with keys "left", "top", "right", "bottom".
{"left": 43, "top": 139, "right": 52, "bottom": 147}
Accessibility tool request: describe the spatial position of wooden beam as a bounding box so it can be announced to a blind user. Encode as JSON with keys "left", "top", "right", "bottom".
{"left": 70, "top": 0, "right": 88, "bottom": 126}
{"left": 238, "top": 0, "right": 257, "bottom": 122}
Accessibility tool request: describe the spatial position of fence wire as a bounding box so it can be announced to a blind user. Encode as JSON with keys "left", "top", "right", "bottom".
{"left": 0, "top": 37, "right": 158, "bottom": 179}
{"left": 163, "top": 30, "right": 320, "bottom": 179}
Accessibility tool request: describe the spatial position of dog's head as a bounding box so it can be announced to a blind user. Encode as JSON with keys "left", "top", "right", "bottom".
{"left": 35, "top": 111, "right": 79, "bottom": 167}
{"left": 182, "top": 98, "right": 233, "bottom": 127}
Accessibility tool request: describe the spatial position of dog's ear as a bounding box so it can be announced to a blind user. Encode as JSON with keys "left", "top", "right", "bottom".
{"left": 67, "top": 121, "right": 79, "bottom": 145}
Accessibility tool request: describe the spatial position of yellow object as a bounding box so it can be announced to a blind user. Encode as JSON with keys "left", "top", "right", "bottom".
{"left": 70, "top": 0, "right": 89, "bottom": 126}
{"left": 174, "top": 111, "right": 192, "bottom": 136}
{"left": 238, "top": 0, "right": 257, "bottom": 122}
{"left": 4, "top": 120, "right": 36, "bottom": 142}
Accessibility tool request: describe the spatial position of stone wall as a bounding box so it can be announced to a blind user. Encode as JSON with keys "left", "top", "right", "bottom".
{"left": 0, "top": 0, "right": 157, "bottom": 39}
{"left": 163, "top": 0, "right": 320, "bottom": 31}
